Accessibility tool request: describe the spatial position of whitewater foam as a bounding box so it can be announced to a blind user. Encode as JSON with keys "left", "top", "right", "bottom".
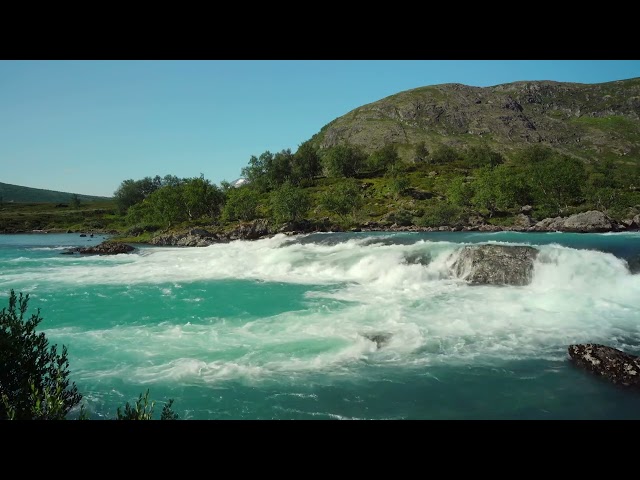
{"left": 10, "top": 233, "right": 640, "bottom": 387}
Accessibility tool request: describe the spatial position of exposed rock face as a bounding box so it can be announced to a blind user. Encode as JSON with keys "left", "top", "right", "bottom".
{"left": 225, "top": 219, "right": 272, "bottom": 241}
{"left": 61, "top": 242, "right": 135, "bottom": 255}
{"left": 450, "top": 244, "right": 539, "bottom": 286}
{"left": 533, "top": 210, "right": 616, "bottom": 232}
{"left": 568, "top": 344, "right": 640, "bottom": 387}
{"left": 562, "top": 211, "right": 614, "bottom": 232}
{"left": 150, "top": 220, "right": 276, "bottom": 246}
{"left": 313, "top": 79, "right": 640, "bottom": 164}
{"left": 513, "top": 213, "right": 534, "bottom": 228}
{"left": 150, "top": 228, "right": 219, "bottom": 247}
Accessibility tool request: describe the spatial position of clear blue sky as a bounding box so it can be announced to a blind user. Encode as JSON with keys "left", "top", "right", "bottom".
{"left": 1, "top": 60, "right": 639, "bottom": 197}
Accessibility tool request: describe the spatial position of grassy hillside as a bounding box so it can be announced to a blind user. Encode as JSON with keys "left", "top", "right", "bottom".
{"left": 0, "top": 182, "right": 111, "bottom": 204}
{"left": 0, "top": 201, "right": 122, "bottom": 233}
{"left": 310, "top": 78, "right": 640, "bottom": 165}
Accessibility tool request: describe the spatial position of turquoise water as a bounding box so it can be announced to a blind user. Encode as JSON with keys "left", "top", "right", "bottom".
{"left": 2, "top": 231, "right": 640, "bottom": 419}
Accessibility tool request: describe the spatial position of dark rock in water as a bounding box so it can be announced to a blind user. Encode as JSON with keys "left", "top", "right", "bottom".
{"left": 626, "top": 255, "right": 640, "bottom": 274}
{"left": 79, "top": 234, "right": 87, "bottom": 237}
{"left": 362, "top": 332, "right": 393, "bottom": 349}
{"left": 61, "top": 242, "right": 135, "bottom": 256}
{"left": 404, "top": 252, "right": 431, "bottom": 266}
{"left": 568, "top": 344, "right": 640, "bottom": 387}
{"left": 450, "top": 244, "right": 539, "bottom": 286}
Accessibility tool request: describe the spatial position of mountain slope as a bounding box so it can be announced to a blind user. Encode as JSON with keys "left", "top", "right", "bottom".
{"left": 310, "top": 78, "right": 640, "bottom": 163}
{"left": 0, "top": 182, "right": 111, "bottom": 203}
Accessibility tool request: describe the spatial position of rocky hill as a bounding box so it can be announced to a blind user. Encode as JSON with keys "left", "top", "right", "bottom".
{"left": 310, "top": 78, "right": 640, "bottom": 163}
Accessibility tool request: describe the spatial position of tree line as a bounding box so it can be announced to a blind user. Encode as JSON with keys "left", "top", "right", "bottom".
{"left": 112, "top": 139, "right": 640, "bottom": 231}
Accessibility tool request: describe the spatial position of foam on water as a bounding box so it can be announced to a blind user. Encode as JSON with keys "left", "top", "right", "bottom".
{"left": 4, "top": 233, "right": 640, "bottom": 396}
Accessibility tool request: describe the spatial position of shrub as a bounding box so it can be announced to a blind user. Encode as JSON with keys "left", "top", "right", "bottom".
{"left": 0, "top": 290, "right": 82, "bottom": 420}
{"left": 1, "top": 291, "right": 178, "bottom": 420}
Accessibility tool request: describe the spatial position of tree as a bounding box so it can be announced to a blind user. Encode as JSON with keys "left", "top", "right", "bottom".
{"left": 0, "top": 290, "right": 82, "bottom": 420}
{"left": 181, "top": 174, "right": 225, "bottom": 221}
{"left": 430, "top": 145, "right": 460, "bottom": 164}
{"left": 291, "top": 141, "right": 322, "bottom": 184}
{"left": 319, "top": 180, "right": 363, "bottom": 221}
{"left": 148, "top": 185, "right": 186, "bottom": 227}
{"left": 222, "top": 187, "right": 260, "bottom": 222}
{"left": 113, "top": 177, "right": 162, "bottom": 215}
{"left": 240, "top": 150, "right": 294, "bottom": 192}
{"left": 528, "top": 154, "right": 586, "bottom": 213}
{"left": 447, "top": 177, "right": 474, "bottom": 207}
{"left": 321, "top": 145, "right": 367, "bottom": 178}
{"left": 464, "top": 144, "right": 505, "bottom": 168}
{"left": 418, "top": 202, "right": 462, "bottom": 227}
{"left": 270, "top": 182, "right": 310, "bottom": 224}
{"left": 470, "top": 165, "right": 532, "bottom": 216}
{"left": 369, "top": 144, "right": 400, "bottom": 174}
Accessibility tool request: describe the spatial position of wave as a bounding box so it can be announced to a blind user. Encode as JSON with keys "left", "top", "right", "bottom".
{"left": 12, "top": 233, "right": 640, "bottom": 385}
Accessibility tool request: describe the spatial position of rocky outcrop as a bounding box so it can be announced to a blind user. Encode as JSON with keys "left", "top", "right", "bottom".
{"left": 150, "top": 228, "right": 220, "bottom": 247}
{"left": 313, "top": 78, "right": 640, "bottom": 162}
{"left": 533, "top": 210, "right": 616, "bottom": 232}
{"left": 61, "top": 242, "right": 135, "bottom": 255}
{"left": 225, "top": 219, "right": 272, "bottom": 241}
{"left": 513, "top": 213, "right": 534, "bottom": 228}
{"left": 450, "top": 244, "right": 539, "bottom": 286}
{"left": 568, "top": 344, "right": 640, "bottom": 387}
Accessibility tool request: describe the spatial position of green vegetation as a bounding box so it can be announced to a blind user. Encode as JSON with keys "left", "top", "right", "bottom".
{"left": 0, "top": 200, "right": 121, "bottom": 234}
{"left": 1, "top": 290, "right": 81, "bottom": 420}
{"left": 3, "top": 80, "right": 640, "bottom": 237}
{"left": 1, "top": 290, "right": 178, "bottom": 420}
{"left": 318, "top": 180, "right": 364, "bottom": 222}
{"left": 270, "top": 182, "right": 310, "bottom": 223}
{"left": 0, "top": 182, "right": 110, "bottom": 204}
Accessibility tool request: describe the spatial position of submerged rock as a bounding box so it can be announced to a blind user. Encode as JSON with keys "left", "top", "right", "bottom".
{"left": 568, "top": 344, "right": 640, "bottom": 387}
{"left": 403, "top": 252, "right": 431, "bottom": 266}
{"left": 362, "top": 332, "right": 393, "bottom": 349}
{"left": 450, "top": 244, "right": 539, "bottom": 286}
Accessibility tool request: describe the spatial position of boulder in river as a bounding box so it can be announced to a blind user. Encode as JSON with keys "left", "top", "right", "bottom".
{"left": 568, "top": 344, "right": 640, "bottom": 387}
{"left": 450, "top": 244, "right": 539, "bottom": 286}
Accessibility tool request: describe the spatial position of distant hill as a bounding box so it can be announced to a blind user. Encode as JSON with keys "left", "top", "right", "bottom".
{"left": 310, "top": 77, "right": 640, "bottom": 164}
{"left": 0, "top": 182, "right": 111, "bottom": 203}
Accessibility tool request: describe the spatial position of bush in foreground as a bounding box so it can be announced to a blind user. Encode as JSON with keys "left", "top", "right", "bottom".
{"left": 1, "top": 290, "right": 178, "bottom": 420}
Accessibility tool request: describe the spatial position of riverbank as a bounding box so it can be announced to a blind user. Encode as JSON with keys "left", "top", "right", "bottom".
{"left": 141, "top": 210, "right": 640, "bottom": 247}
{"left": 4, "top": 210, "right": 639, "bottom": 246}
